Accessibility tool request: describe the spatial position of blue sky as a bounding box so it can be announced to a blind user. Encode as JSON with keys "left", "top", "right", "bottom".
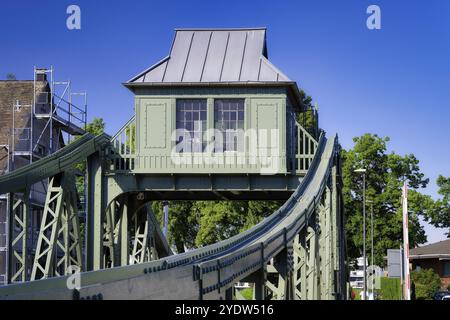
{"left": 0, "top": 0, "right": 448, "bottom": 243}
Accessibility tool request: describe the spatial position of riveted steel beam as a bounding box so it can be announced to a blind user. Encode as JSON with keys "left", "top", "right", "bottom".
{"left": 7, "top": 188, "right": 30, "bottom": 283}
{"left": 31, "top": 172, "right": 83, "bottom": 281}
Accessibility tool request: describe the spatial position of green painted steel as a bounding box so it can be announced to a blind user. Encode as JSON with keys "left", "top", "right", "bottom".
{"left": 7, "top": 189, "right": 30, "bottom": 283}
{"left": 109, "top": 88, "right": 317, "bottom": 176}
{"left": 0, "top": 81, "right": 344, "bottom": 300}
{"left": 31, "top": 172, "right": 82, "bottom": 280}
{"left": 0, "top": 132, "right": 345, "bottom": 300}
{"left": 0, "top": 133, "right": 111, "bottom": 195}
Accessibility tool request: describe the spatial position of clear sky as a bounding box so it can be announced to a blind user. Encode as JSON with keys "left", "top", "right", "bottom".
{"left": 1, "top": 0, "right": 448, "bottom": 243}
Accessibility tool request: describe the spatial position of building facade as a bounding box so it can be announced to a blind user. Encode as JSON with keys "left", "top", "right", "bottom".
{"left": 121, "top": 28, "right": 320, "bottom": 191}
{"left": 410, "top": 239, "right": 450, "bottom": 289}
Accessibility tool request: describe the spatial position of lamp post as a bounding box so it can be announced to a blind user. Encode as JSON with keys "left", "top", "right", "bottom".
{"left": 162, "top": 201, "right": 169, "bottom": 239}
{"left": 355, "top": 168, "right": 367, "bottom": 300}
{"left": 367, "top": 199, "right": 374, "bottom": 299}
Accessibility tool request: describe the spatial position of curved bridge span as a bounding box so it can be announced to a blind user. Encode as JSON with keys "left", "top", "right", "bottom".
{"left": 0, "top": 132, "right": 346, "bottom": 300}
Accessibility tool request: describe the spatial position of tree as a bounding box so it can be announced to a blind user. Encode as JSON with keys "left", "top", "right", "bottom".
{"left": 193, "top": 201, "right": 247, "bottom": 246}
{"left": 342, "top": 134, "right": 430, "bottom": 266}
{"left": 151, "top": 201, "right": 198, "bottom": 253}
{"left": 74, "top": 118, "right": 105, "bottom": 194}
{"left": 151, "top": 200, "right": 282, "bottom": 251}
{"left": 70, "top": 118, "right": 105, "bottom": 244}
{"left": 6, "top": 73, "right": 16, "bottom": 80}
{"left": 193, "top": 200, "right": 282, "bottom": 247}
{"left": 420, "top": 175, "right": 450, "bottom": 237}
{"left": 410, "top": 268, "right": 441, "bottom": 300}
{"left": 296, "top": 89, "right": 319, "bottom": 138}
{"left": 83, "top": 117, "right": 106, "bottom": 136}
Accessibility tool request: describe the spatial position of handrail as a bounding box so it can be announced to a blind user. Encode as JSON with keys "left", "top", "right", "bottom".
{"left": 295, "top": 121, "right": 319, "bottom": 174}
{"left": 0, "top": 133, "right": 111, "bottom": 194}
{"left": 111, "top": 115, "right": 135, "bottom": 141}
{"left": 110, "top": 115, "right": 136, "bottom": 171}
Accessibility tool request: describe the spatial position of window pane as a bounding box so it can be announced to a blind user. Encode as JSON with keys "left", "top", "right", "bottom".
{"left": 214, "top": 99, "right": 245, "bottom": 152}
{"left": 445, "top": 262, "right": 450, "bottom": 277}
{"left": 176, "top": 99, "right": 207, "bottom": 152}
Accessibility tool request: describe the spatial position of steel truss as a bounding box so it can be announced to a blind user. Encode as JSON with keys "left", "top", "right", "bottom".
{"left": 7, "top": 189, "right": 30, "bottom": 283}
{"left": 100, "top": 193, "right": 161, "bottom": 269}
{"left": 229, "top": 162, "right": 344, "bottom": 301}
{"left": 31, "top": 172, "right": 82, "bottom": 280}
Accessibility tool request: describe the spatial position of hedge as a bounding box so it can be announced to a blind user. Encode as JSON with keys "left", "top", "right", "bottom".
{"left": 380, "top": 277, "right": 401, "bottom": 300}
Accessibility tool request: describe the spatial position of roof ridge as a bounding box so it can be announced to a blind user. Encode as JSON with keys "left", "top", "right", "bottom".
{"left": 175, "top": 27, "right": 267, "bottom": 31}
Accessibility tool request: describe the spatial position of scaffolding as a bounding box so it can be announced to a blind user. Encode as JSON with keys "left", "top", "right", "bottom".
{"left": 1, "top": 66, "right": 87, "bottom": 283}
{"left": 9, "top": 67, "right": 87, "bottom": 168}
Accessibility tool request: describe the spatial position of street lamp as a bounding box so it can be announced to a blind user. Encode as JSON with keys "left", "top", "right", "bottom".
{"left": 367, "top": 199, "right": 374, "bottom": 299}
{"left": 354, "top": 168, "right": 367, "bottom": 300}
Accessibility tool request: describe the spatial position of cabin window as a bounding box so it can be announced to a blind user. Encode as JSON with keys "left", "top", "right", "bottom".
{"left": 176, "top": 99, "right": 207, "bottom": 152}
{"left": 214, "top": 99, "right": 245, "bottom": 152}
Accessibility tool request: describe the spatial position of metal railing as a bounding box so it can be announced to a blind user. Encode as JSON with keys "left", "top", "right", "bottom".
{"left": 110, "top": 115, "right": 136, "bottom": 172}
{"left": 295, "top": 121, "right": 318, "bottom": 175}
{"left": 109, "top": 115, "right": 319, "bottom": 176}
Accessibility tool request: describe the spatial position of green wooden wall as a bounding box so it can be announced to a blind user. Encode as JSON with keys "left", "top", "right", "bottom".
{"left": 133, "top": 87, "right": 293, "bottom": 174}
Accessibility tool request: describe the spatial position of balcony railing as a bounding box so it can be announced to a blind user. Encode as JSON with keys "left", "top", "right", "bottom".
{"left": 109, "top": 116, "right": 318, "bottom": 176}
{"left": 295, "top": 121, "right": 318, "bottom": 175}
{"left": 110, "top": 115, "right": 136, "bottom": 172}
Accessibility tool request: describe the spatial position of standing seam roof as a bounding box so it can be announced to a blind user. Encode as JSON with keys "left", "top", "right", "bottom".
{"left": 128, "top": 28, "right": 290, "bottom": 84}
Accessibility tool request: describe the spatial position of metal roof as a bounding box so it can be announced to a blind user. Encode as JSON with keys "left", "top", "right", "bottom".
{"left": 127, "top": 28, "right": 291, "bottom": 84}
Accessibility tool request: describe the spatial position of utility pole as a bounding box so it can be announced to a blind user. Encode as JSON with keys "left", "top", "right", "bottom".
{"left": 367, "top": 199, "right": 374, "bottom": 298}
{"left": 371, "top": 201, "right": 374, "bottom": 298}
{"left": 355, "top": 168, "right": 367, "bottom": 300}
{"left": 402, "top": 182, "right": 411, "bottom": 300}
{"left": 162, "top": 201, "right": 169, "bottom": 239}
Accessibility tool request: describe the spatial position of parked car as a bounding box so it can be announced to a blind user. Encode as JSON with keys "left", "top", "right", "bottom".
{"left": 442, "top": 295, "right": 450, "bottom": 301}
{"left": 433, "top": 291, "right": 450, "bottom": 300}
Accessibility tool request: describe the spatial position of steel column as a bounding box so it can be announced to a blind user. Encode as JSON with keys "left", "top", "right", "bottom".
{"left": 86, "top": 152, "right": 106, "bottom": 271}
{"left": 7, "top": 188, "right": 30, "bottom": 283}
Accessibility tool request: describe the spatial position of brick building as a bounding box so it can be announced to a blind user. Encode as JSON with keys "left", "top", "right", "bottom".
{"left": 0, "top": 70, "right": 85, "bottom": 284}
{"left": 410, "top": 239, "right": 450, "bottom": 289}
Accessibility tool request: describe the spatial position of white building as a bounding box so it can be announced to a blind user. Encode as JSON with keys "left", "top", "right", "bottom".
{"left": 349, "top": 257, "right": 366, "bottom": 289}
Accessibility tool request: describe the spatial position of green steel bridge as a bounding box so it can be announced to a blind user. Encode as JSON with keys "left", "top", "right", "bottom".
{"left": 0, "top": 28, "right": 347, "bottom": 300}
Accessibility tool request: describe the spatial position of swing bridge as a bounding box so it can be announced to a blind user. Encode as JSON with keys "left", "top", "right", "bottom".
{"left": 0, "top": 28, "right": 347, "bottom": 300}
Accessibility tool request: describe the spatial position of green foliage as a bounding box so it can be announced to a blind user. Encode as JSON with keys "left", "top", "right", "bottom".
{"left": 74, "top": 118, "right": 106, "bottom": 194}
{"left": 296, "top": 89, "right": 318, "bottom": 138}
{"left": 193, "top": 201, "right": 282, "bottom": 247}
{"left": 152, "top": 200, "right": 282, "bottom": 252}
{"left": 420, "top": 175, "right": 450, "bottom": 237}
{"left": 239, "top": 288, "right": 253, "bottom": 300}
{"left": 342, "top": 134, "right": 430, "bottom": 266}
{"left": 352, "top": 288, "right": 362, "bottom": 300}
{"left": 151, "top": 201, "right": 198, "bottom": 253}
{"left": 193, "top": 201, "right": 247, "bottom": 246}
{"left": 380, "top": 277, "right": 401, "bottom": 300}
{"left": 84, "top": 117, "right": 106, "bottom": 136}
{"left": 411, "top": 268, "right": 442, "bottom": 300}
{"left": 125, "top": 123, "right": 136, "bottom": 153}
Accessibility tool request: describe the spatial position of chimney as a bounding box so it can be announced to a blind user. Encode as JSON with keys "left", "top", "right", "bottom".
{"left": 35, "top": 70, "right": 47, "bottom": 82}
